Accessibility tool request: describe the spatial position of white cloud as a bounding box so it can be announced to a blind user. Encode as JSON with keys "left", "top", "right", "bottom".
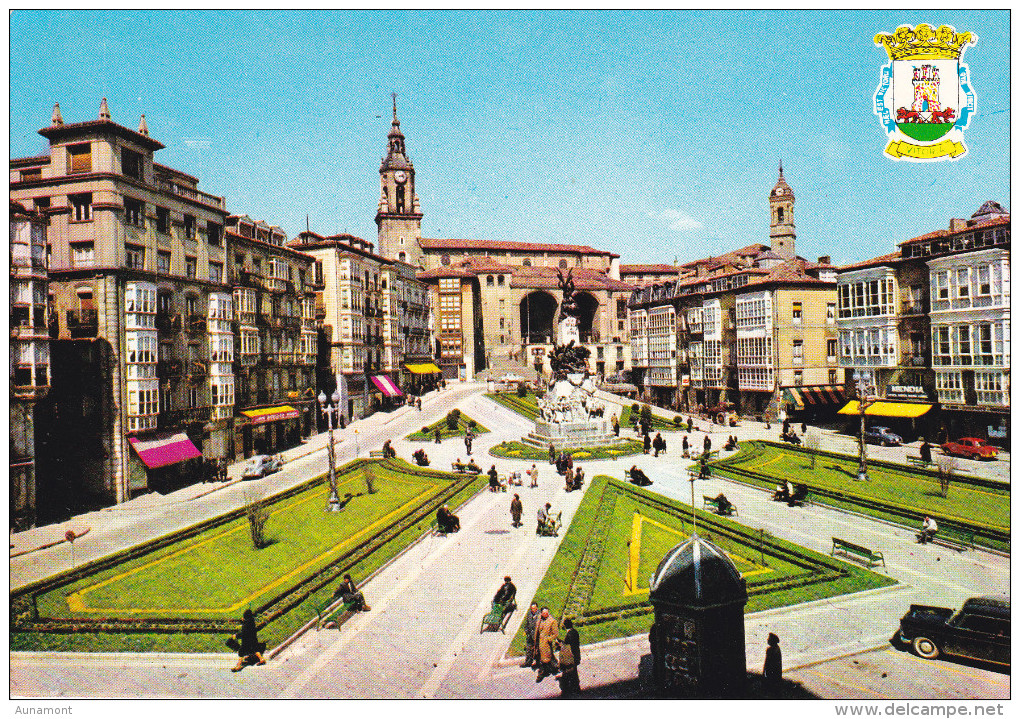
{"left": 647, "top": 208, "right": 704, "bottom": 232}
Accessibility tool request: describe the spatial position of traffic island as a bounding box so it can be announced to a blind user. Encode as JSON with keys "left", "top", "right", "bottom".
{"left": 405, "top": 409, "right": 490, "bottom": 441}
{"left": 489, "top": 439, "right": 644, "bottom": 461}
{"left": 508, "top": 475, "right": 896, "bottom": 655}
{"left": 11, "top": 459, "right": 487, "bottom": 653}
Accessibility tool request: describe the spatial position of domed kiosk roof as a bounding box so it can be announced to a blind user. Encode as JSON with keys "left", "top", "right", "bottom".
{"left": 649, "top": 534, "right": 747, "bottom": 607}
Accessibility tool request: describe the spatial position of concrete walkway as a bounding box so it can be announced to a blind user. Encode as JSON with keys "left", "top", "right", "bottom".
{"left": 9, "top": 384, "right": 1011, "bottom": 699}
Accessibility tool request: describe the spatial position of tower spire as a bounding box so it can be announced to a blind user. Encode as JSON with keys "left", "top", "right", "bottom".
{"left": 779, "top": 159, "right": 783, "bottom": 177}
{"left": 392, "top": 91, "right": 398, "bottom": 122}
{"left": 51, "top": 102, "right": 63, "bottom": 126}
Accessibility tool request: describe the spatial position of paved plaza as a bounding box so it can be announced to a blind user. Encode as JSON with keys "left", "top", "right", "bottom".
{"left": 10, "top": 383, "right": 1010, "bottom": 699}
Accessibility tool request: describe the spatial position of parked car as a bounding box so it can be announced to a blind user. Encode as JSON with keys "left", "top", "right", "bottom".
{"left": 940, "top": 437, "right": 999, "bottom": 460}
{"left": 897, "top": 596, "right": 1009, "bottom": 666}
{"left": 242, "top": 454, "right": 284, "bottom": 479}
{"left": 862, "top": 425, "right": 902, "bottom": 446}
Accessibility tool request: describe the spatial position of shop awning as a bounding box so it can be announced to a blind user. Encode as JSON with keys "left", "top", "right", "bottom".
{"left": 128, "top": 432, "right": 202, "bottom": 469}
{"left": 838, "top": 400, "right": 933, "bottom": 418}
{"left": 783, "top": 385, "right": 846, "bottom": 410}
{"left": 370, "top": 374, "right": 402, "bottom": 397}
{"left": 241, "top": 405, "right": 299, "bottom": 424}
{"left": 405, "top": 362, "right": 442, "bottom": 374}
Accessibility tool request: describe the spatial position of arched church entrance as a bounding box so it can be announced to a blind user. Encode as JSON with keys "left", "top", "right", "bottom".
{"left": 520, "top": 291, "right": 557, "bottom": 345}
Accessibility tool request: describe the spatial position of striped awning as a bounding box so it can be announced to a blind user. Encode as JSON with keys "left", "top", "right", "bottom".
{"left": 783, "top": 385, "right": 846, "bottom": 410}
{"left": 241, "top": 405, "right": 299, "bottom": 424}
{"left": 405, "top": 362, "right": 442, "bottom": 374}
{"left": 838, "top": 400, "right": 932, "bottom": 418}
{"left": 128, "top": 432, "right": 202, "bottom": 469}
{"left": 370, "top": 374, "right": 402, "bottom": 397}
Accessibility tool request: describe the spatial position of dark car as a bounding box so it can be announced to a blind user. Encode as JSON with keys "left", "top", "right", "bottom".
{"left": 863, "top": 425, "right": 902, "bottom": 446}
{"left": 940, "top": 437, "right": 999, "bottom": 460}
{"left": 897, "top": 596, "right": 1009, "bottom": 666}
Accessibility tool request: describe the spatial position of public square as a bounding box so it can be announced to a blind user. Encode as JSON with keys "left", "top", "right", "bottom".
{"left": 10, "top": 382, "right": 1010, "bottom": 700}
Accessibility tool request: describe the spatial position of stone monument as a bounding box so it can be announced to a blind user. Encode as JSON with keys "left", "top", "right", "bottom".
{"left": 521, "top": 268, "right": 623, "bottom": 449}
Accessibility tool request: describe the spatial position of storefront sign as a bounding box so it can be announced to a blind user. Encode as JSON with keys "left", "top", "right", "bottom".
{"left": 886, "top": 385, "right": 928, "bottom": 400}
{"left": 681, "top": 374, "right": 691, "bottom": 387}
{"left": 531, "top": 347, "right": 546, "bottom": 356}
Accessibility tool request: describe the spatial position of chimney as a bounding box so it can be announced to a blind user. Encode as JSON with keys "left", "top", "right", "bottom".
{"left": 99, "top": 97, "right": 111, "bottom": 121}
{"left": 949, "top": 218, "right": 967, "bottom": 231}
{"left": 51, "top": 103, "right": 63, "bottom": 126}
{"left": 817, "top": 255, "right": 831, "bottom": 265}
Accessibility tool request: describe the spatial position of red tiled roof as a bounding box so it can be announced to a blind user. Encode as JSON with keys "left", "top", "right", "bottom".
{"left": 837, "top": 251, "right": 902, "bottom": 272}
{"left": 39, "top": 119, "right": 165, "bottom": 151}
{"left": 226, "top": 230, "right": 314, "bottom": 261}
{"left": 898, "top": 215, "right": 1010, "bottom": 246}
{"left": 420, "top": 237, "right": 617, "bottom": 257}
{"left": 620, "top": 264, "right": 680, "bottom": 274}
{"left": 417, "top": 266, "right": 474, "bottom": 279}
{"left": 509, "top": 266, "right": 634, "bottom": 291}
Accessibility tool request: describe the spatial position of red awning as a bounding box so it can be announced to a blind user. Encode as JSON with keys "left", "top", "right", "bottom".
{"left": 370, "top": 374, "right": 402, "bottom": 397}
{"left": 128, "top": 432, "right": 202, "bottom": 469}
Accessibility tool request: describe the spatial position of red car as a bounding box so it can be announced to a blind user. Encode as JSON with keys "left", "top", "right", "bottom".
{"left": 940, "top": 437, "right": 999, "bottom": 461}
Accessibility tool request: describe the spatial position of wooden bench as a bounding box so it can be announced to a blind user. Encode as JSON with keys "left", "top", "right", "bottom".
{"left": 702, "top": 495, "right": 737, "bottom": 516}
{"left": 369, "top": 449, "right": 387, "bottom": 458}
{"left": 315, "top": 594, "right": 360, "bottom": 631}
{"left": 831, "top": 537, "right": 885, "bottom": 567}
{"left": 906, "top": 455, "right": 933, "bottom": 468}
{"left": 451, "top": 462, "right": 481, "bottom": 475}
{"left": 480, "top": 601, "right": 516, "bottom": 633}
{"left": 931, "top": 523, "right": 976, "bottom": 551}
{"left": 537, "top": 511, "right": 562, "bottom": 537}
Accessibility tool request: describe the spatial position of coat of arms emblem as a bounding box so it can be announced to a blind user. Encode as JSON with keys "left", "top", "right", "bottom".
{"left": 873, "top": 23, "right": 977, "bottom": 161}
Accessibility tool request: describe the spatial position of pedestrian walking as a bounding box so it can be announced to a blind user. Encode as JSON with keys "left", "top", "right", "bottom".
{"left": 465, "top": 433, "right": 473, "bottom": 455}
{"left": 416, "top": 397, "right": 422, "bottom": 411}
{"left": 548, "top": 443, "right": 556, "bottom": 464}
{"left": 528, "top": 463, "right": 539, "bottom": 488}
{"left": 703, "top": 434, "right": 711, "bottom": 454}
{"left": 682, "top": 434, "right": 690, "bottom": 458}
{"left": 653, "top": 432, "right": 665, "bottom": 457}
{"left": 521, "top": 603, "right": 540, "bottom": 668}
{"left": 563, "top": 465, "right": 574, "bottom": 490}
{"left": 763, "top": 632, "right": 783, "bottom": 695}
{"left": 611, "top": 413, "right": 620, "bottom": 437}
{"left": 488, "top": 464, "right": 501, "bottom": 492}
{"left": 643, "top": 433, "right": 651, "bottom": 454}
{"left": 557, "top": 617, "right": 581, "bottom": 696}
{"left": 231, "top": 609, "right": 266, "bottom": 672}
{"left": 801, "top": 422, "right": 807, "bottom": 435}
{"left": 534, "top": 607, "right": 560, "bottom": 682}
{"left": 434, "top": 428, "right": 441, "bottom": 444}
{"left": 510, "top": 493, "right": 523, "bottom": 527}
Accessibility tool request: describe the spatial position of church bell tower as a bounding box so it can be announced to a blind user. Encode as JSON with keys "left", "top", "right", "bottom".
{"left": 375, "top": 94, "right": 424, "bottom": 267}
{"left": 769, "top": 162, "right": 796, "bottom": 260}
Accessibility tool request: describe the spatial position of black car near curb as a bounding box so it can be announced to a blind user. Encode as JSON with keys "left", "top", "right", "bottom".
{"left": 897, "top": 596, "right": 1009, "bottom": 667}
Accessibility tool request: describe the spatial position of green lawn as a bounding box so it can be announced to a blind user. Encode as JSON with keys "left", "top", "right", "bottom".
{"left": 405, "top": 412, "right": 490, "bottom": 441}
{"left": 489, "top": 440, "right": 644, "bottom": 461}
{"left": 712, "top": 441, "right": 1009, "bottom": 551}
{"left": 12, "top": 459, "right": 487, "bottom": 653}
{"left": 486, "top": 391, "right": 685, "bottom": 432}
{"left": 509, "top": 475, "right": 895, "bottom": 654}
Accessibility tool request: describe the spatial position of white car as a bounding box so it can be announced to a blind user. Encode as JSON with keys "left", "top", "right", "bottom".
{"left": 242, "top": 454, "right": 284, "bottom": 479}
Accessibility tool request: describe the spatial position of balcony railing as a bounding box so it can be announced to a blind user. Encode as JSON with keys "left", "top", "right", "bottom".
{"left": 185, "top": 315, "right": 206, "bottom": 334}
{"left": 188, "top": 360, "right": 208, "bottom": 378}
{"left": 67, "top": 309, "right": 99, "bottom": 338}
{"left": 280, "top": 315, "right": 302, "bottom": 330}
{"left": 158, "top": 405, "right": 211, "bottom": 429}
{"left": 901, "top": 353, "right": 930, "bottom": 367}
{"left": 235, "top": 270, "right": 264, "bottom": 288}
{"left": 157, "top": 359, "right": 184, "bottom": 377}
{"left": 155, "top": 178, "right": 226, "bottom": 210}
{"left": 155, "top": 312, "right": 182, "bottom": 333}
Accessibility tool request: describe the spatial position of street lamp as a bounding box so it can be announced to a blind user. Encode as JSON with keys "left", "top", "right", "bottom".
{"left": 318, "top": 390, "right": 342, "bottom": 511}
{"left": 852, "top": 370, "right": 876, "bottom": 481}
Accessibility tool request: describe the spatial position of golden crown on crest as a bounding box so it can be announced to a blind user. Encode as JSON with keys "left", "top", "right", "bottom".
{"left": 874, "top": 23, "right": 975, "bottom": 61}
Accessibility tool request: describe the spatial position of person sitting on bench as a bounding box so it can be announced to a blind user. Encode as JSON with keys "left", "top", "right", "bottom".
{"left": 724, "top": 435, "right": 738, "bottom": 451}
{"left": 791, "top": 483, "right": 809, "bottom": 503}
{"left": 333, "top": 573, "right": 371, "bottom": 612}
{"left": 537, "top": 502, "right": 554, "bottom": 533}
{"left": 571, "top": 467, "right": 585, "bottom": 491}
{"left": 465, "top": 459, "right": 481, "bottom": 474}
{"left": 918, "top": 516, "right": 938, "bottom": 544}
{"left": 713, "top": 493, "right": 733, "bottom": 515}
{"left": 381, "top": 440, "right": 396, "bottom": 458}
{"left": 436, "top": 505, "right": 461, "bottom": 533}
{"left": 412, "top": 448, "right": 429, "bottom": 466}
{"left": 919, "top": 439, "right": 932, "bottom": 464}
{"left": 772, "top": 483, "right": 789, "bottom": 502}
{"left": 493, "top": 576, "right": 517, "bottom": 615}
{"left": 628, "top": 465, "right": 653, "bottom": 486}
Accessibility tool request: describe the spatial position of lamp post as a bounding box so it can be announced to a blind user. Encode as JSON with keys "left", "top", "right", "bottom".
{"left": 852, "top": 370, "right": 876, "bottom": 481}
{"left": 318, "top": 390, "right": 342, "bottom": 511}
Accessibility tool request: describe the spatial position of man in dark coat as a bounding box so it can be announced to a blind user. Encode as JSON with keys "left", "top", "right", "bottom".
{"left": 682, "top": 434, "right": 690, "bottom": 458}
{"left": 493, "top": 576, "right": 517, "bottom": 615}
{"left": 558, "top": 617, "right": 581, "bottom": 696}
{"left": 510, "top": 493, "right": 523, "bottom": 527}
{"left": 334, "top": 573, "right": 371, "bottom": 612}
{"left": 521, "top": 602, "right": 540, "bottom": 668}
{"left": 434, "top": 428, "right": 441, "bottom": 444}
{"left": 703, "top": 435, "right": 712, "bottom": 454}
{"left": 919, "top": 438, "right": 932, "bottom": 464}
{"left": 643, "top": 433, "right": 651, "bottom": 454}
{"left": 628, "top": 466, "right": 652, "bottom": 486}
{"left": 488, "top": 465, "right": 500, "bottom": 492}
{"left": 232, "top": 609, "right": 266, "bottom": 671}
{"left": 653, "top": 432, "right": 666, "bottom": 457}
{"left": 764, "top": 632, "right": 783, "bottom": 695}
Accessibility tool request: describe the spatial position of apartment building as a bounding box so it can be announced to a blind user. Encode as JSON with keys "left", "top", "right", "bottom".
{"left": 9, "top": 100, "right": 231, "bottom": 517}
{"left": 837, "top": 201, "right": 1010, "bottom": 441}
{"left": 226, "top": 215, "right": 319, "bottom": 458}
{"left": 289, "top": 231, "right": 430, "bottom": 417}
{"left": 10, "top": 201, "right": 50, "bottom": 528}
{"left": 629, "top": 168, "right": 840, "bottom": 417}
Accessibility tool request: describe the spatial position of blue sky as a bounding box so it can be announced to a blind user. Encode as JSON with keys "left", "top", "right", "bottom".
{"left": 9, "top": 10, "right": 1009, "bottom": 266}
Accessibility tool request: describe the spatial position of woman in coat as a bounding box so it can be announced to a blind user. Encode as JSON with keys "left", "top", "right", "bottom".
{"left": 534, "top": 607, "right": 560, "bottom": 681}
{"left": 763, "top": 632, "right": 783, "bottom": 695}
{"left": 232, "top": 609, "right": 266, "bottom": 671}
{"left": 510, "top": 494, "right": 523, "bottom": 527}
{"left": 557, "top": 617, "right": 581, "bottom": 696}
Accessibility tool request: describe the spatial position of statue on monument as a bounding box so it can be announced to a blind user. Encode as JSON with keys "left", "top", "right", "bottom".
{"left": 556, "top": 267, "right": 579, "bottom": 321}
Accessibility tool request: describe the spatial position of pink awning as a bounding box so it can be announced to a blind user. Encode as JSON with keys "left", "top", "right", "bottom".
{"left": 128, "top": 432, "right": 202, "bottom": 469}
{"left": 370, "top": 374, "right": 402, "bottom": 397}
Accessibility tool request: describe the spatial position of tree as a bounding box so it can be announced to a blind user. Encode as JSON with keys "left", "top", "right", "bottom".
{"left": 641, "top": 404, "right": 652, "bottom": 424}
{"left": 936, "top": 456, "right": 955, "bottom": 498}
{"left": 445, "top": 411, "right": 459, "bottom": 431}
{"left": 803, "top": 432, "right": 819, "bottom": 469}
{"left": 517, "top": 383, "right": 528, "bottom": 398}
{"left": 241, "top": 484, "right": 271, "bottom": 550}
